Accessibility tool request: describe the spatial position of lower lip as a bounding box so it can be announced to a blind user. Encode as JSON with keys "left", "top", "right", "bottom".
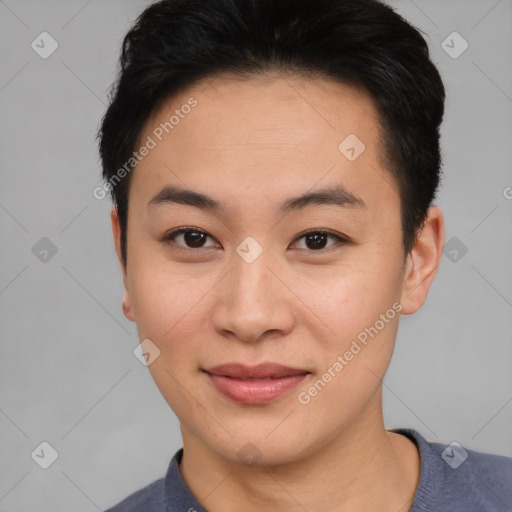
{"left": 205, "top": 372, "right": 309, "bottom": 405}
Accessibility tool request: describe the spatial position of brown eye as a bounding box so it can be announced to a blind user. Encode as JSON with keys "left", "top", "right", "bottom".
{"left": 293, "top": 230, "right": 347, "bottom": 251}
{"left": 161, "top": 228, "right": 217, "bottom": 250}
{"left": 161, "top": 228, "right": 347, "bottom": 253}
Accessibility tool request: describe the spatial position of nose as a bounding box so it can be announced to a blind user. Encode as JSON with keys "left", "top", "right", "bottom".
{"left": 211, "top": 250, "right": 295, "bottom": 344}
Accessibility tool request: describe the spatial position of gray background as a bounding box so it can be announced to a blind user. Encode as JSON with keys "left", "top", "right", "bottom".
{"left": 0, "top": 0, "right": 511, "bottom": 510}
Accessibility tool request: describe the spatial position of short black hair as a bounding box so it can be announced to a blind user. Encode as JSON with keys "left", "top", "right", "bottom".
{"left": 97, "top": 0, "right": 445, "bottom": 266}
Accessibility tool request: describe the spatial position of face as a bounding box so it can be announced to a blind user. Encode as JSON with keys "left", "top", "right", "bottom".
{"left": 112, "top": 73, "right": 438, "bottom": 465}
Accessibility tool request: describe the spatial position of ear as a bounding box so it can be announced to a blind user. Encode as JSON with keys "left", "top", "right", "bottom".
{"left": 399, "top": 206, "right": 445, "bottom": 315}
{"left": 110, "top": 207, "right": 135, "bottom": 322}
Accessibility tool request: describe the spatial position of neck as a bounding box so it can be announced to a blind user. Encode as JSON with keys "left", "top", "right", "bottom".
{"left": 178, "top": 391, "right": 420, "bottom": 512}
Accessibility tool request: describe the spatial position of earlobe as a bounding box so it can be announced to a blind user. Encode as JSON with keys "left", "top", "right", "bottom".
{"left": 399, "top": 206, "right": 445, "bottom": 315}
{"left": 110, "top": 208, "right": 135, "bottom": 322}
{"left": 121, "top": 293, "right": 135, "bottom": 322}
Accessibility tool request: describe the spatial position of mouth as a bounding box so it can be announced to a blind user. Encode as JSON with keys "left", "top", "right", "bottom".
{"left": 203, "top": 362, "right": 311, "bottom": 404}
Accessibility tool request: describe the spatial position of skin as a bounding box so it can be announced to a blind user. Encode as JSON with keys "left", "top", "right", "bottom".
{"left": 111, "top": 72, "right": 445, "bottom": 511}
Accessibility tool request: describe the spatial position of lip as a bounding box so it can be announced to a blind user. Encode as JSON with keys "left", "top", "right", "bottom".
{"left": 203, "top": 363, "right": 311, "bottom": 405}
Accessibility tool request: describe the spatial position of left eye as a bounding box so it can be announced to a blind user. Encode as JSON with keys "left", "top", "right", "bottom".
{"left": 293, "top": 230, "right": 346, "bottom": 251}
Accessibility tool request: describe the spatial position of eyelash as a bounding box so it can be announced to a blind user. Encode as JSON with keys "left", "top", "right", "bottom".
{"left": 160, "top": 227, "right": 349, "bottom": 253}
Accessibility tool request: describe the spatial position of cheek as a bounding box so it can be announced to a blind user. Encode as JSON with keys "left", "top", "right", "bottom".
{"left": 299, "top": 295, "right": 399, "bottom": 430}
{"left": 128, "top": 253, "right": 212, "bottom": 336}
{"left": 300, "top": 262, "right": 401, "bottom": 401}
{"left": 131, "top": 268, "right": 213, "bottom": 415}
{"left": 303, "top": 261, "right": 399, "bottom": 335}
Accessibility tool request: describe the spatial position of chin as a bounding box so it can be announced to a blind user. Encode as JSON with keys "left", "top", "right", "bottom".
{"left": 201, "top": 428, "right": 313, "bottom": 468}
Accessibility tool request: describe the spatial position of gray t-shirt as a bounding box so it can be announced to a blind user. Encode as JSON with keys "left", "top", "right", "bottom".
{"left": 104, "top": 428, "right": 512, "bottom": 511}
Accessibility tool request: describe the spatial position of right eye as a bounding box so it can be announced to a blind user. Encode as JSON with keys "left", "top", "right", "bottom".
{"left": 160, "top": 227, "right": 219, "bottom": 251}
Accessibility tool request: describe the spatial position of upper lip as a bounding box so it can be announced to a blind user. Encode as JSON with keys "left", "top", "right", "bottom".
{"left": 204, "top": 362, "right": 311, "bottom": 379}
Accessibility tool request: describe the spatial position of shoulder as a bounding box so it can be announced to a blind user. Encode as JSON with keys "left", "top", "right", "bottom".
{"left": 393, "top": 428, "right": 512, "bottom": 511}
{"left": 103, "top": 477, "right": 165, "bottom": 512}
{"left": 444, "top": 442, "right": 512, "bottom": 505}
{"left": 463, "top": 444, "right": 512, "bottom": 486}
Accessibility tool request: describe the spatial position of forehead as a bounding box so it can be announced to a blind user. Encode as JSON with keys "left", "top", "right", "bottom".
{"left": 143, "top": 72, "right": 380, "bottom": 150}
{"left": 130, "top": 73, "right": 399, "bottom": 219}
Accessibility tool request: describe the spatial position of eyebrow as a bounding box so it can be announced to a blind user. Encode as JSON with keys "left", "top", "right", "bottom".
{"left": 147, "top": 184, "right": 367, "bottom": 215}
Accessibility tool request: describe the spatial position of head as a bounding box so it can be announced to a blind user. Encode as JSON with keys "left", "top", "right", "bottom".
{"left": 98, "top": 0, "right": 445, "bottom": 464}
